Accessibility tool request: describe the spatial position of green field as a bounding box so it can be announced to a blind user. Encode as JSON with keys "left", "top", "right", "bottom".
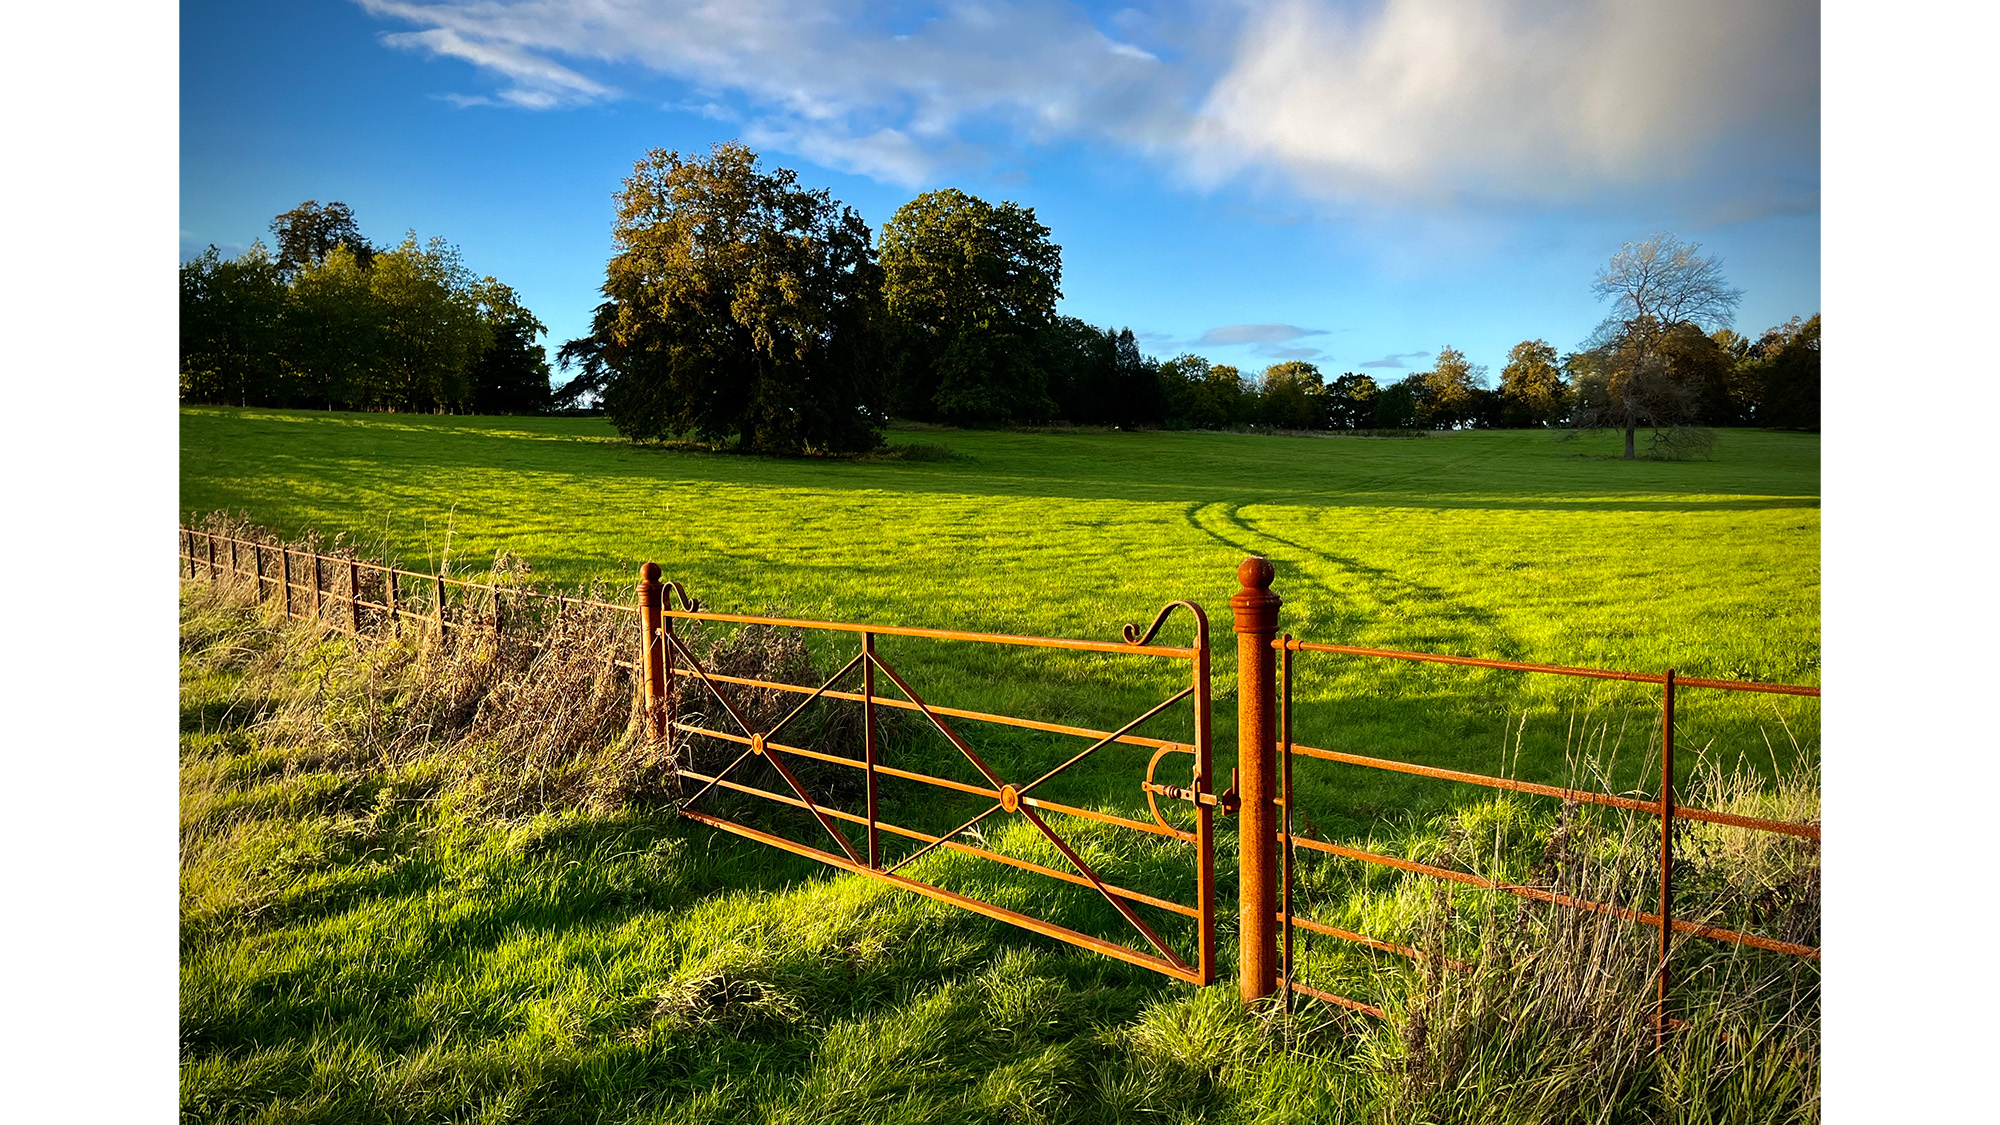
{"left": 180, "top": 407, "right": 1819, "bottom": 813}
{"left": 179, "top": 408, "right": 1820, "bottom": 1121}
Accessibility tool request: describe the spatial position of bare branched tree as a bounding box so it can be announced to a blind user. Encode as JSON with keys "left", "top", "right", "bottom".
{"left": 1575, "top": 234, "right": 1744, "bottom": 459}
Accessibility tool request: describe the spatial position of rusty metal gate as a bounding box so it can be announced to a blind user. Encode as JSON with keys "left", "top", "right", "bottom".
{"left": 179, "top": 525, "right": 1822, "bottom": 1025}
{"left": 637, "top": 565, "right": 1221, "bottom": 984}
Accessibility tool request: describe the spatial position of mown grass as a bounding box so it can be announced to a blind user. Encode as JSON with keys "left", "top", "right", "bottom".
{"left": 179, "top": 407, "right": 1819, "bottom": 829}
{"left": 181, "top": 566, "right": 1817, "bottom": 1123}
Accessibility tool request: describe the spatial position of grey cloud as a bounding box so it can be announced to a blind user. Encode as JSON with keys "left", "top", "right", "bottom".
{"left": 1183, "top": 0, "right": 1818, "bottom": 208}
{"left": 1194, "top": 323, "right": 1329, "bottom": 346}
{"left": 1358, "top": 351, "right": 1430, "bottom": 370}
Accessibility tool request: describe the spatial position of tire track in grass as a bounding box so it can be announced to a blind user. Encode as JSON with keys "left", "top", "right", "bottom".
{"left": 1182, "top": 501, "right": 1519, "bottom": 658}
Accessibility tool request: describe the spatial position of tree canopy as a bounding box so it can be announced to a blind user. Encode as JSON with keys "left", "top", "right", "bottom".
{"left": 1497, "top": 340, "right": 1566, "bottom": 427}
{"left": 270, "top": 200, "right": 374, "bottom": 277}
{"left": 574, "top": 143, "right": 884, "bottom": 453}
{"left": 179, "top": 202, "right": 549, "bottom": 413}
{"left": 879, "top": 188, "right": 1063, "bottom": 425}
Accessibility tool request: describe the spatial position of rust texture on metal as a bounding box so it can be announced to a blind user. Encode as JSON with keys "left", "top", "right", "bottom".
{"left": 664, "top": 571, "right": 1216, "bottom": 986}
{"left": 1279, "top": 637, "right": 1819, "bottom": 697}
{"left": 1231, "top": 557, "right": 1281, "bottom": 1003}
{"left": 1658, "top": 670, "right": 1676, "bottom": 1047}
{"left": 638, "top": 563, "right": 667, "bottom": 743}
{"left": 1270, "top": 588, "right": 1820, "bottom": 1024}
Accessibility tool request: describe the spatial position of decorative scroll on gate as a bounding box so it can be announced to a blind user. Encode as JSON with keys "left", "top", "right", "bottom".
{"left": 642, "top": 566, "right": 1221, "bottom": 985}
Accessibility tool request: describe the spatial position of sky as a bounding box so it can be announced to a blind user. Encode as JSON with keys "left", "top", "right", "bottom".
{"left": 180, "top": 0, "right": 1821, "bottom": 386}
{"left": 11, "top": 5, "right": 2000, "bottom": 1116}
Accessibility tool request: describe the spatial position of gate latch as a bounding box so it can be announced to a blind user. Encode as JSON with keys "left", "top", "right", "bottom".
{"left": 1142, "top": 762, "right": 1241, "bottom": 820}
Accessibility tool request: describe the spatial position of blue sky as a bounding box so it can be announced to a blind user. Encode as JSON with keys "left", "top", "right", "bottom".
{"left": 181, "top": 0, "right": 1820, "bottom": 385}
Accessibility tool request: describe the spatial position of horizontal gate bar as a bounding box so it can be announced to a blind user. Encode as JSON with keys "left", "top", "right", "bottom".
{"left": 680, "top": 809, "right": 1203, "bottom": 983}
{"left": 1285, "top": 743, "right": 1820, "bottom": 840}
{"left": 676, "top": 767, "right": 1200, "bottom": 919}
{"left": 673, "top": 721, "right": 1190, "bottom": 840}
{"left": 1284, "top": 833, "right": 1819, "bottom": 958}
{"left": 666, "top": 665, "right": 1192, "bottom": 754}
{"left": 1278, "top": 638, "right": 1819, "bottom": 696}
{"left": 663, "top": 607, "right": 1196, "bottom": 658}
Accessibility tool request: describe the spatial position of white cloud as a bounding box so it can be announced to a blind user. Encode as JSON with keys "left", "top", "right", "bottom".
{"left": 1185, "top": 0, "right": 1818, "bottom": 207}
{"left": 380, "top": 25, "right": 614, "bottom": 108}
{"left": 351, "top": 1, "right": 1816, "bottom": 213}
{"left": 354, "top": 0, "right": 1189, "bottom": 184}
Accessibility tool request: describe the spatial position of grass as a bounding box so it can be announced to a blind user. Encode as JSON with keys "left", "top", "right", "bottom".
{"left": 180, "top": 582, "right": 1819, "bottom": 1123}
{"left": 180, "top": 407, "right": 1819, "bottom": 826}
{"left": 178, "top": 408, "right": 1818, "bottom": 1119}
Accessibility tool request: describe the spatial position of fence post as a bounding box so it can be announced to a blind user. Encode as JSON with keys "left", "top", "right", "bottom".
{"left": 435, "top": 573, "right": 447, "bottom": 632}
{"left": 281, "top": 548, "right": 293, "bottom": 618}
{"left": 348, "top": 560, "right": 362, "bottom": 633}
{"left": 864, "top": 630, "right": 879, "bottom": 869}
{"left": 311, "top": 553, "right": 323, "bottom": 622}
{"left": 1656, "top": 668, "right": 1677, "bottom": 1047}
{"left": 254, "top": 543, "right": 265, "bottom": 602}
{"left": 207, "top": 534, "right": 217, "bottom": 581}
{"left": 1232, "top": 557, "right": 1282, "bottom": 1005}
{"left": 638, "top": 563, "right": 667, "bottom": 743}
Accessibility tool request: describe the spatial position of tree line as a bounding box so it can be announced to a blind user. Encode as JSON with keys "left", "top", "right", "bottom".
{"left": 179, "top": 201, "right": 551, "bottom": 413}
{"left": 179, "top": 151, "right": 1820, "bottom": 458}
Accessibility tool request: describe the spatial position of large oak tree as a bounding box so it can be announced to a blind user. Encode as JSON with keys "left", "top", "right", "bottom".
{"left": 879, "top": 188, "right": 1062, "bottom": 425}
{"left": 582, "top": 143, "right": 884, "bottom": 453}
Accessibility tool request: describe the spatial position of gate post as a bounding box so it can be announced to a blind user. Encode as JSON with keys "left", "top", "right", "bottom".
{"left": 638, "top": 563, "right": 668, "bottom": 743}
{"left": 1232, "top": 557, "right": 1281, "bottom": 1004}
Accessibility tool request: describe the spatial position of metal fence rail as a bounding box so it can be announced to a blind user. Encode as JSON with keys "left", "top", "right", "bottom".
{"left": 179, "top": 526, "right": 642, "bottom": 667}
{"left": 1267, "top": 631, "right": 1821, "bottom": 1037}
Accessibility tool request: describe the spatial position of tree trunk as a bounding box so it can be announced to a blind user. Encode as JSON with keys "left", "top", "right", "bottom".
{"left": 1624, "top": 422, "right": 1637, "bottom": 460}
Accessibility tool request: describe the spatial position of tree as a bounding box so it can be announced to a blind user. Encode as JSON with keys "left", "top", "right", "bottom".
{"left": 1417, "top": 346, "right": 1485, "bottom": 428}
{"left": 270, "top": 200, "right": 373, "bottom": 277}
{"left": 1257, "top": 361, "right": 1325, "bottom": 430}
{"left": 180, "top": 242, "right": 287, "bottom": 406}
{"left": 880, "top": 188, "right": 1062, "bottom": 425}
{"left": 1372, "top": 374, "right": 1425, "bottom": 429}
{"left": 574, "top": 143, "right": 885, "bottom": 453}
{"left": 1497, "top": 339, "right": 1567, "bottom": 427}
{"left": 1580, "top": 233, "right": 1744, "bottom": 458}
{"left": 468, "top": 279, "right": 552, "bottom": 414}
{"left": 1752, "top": 314, "right": 1820, "bottom": 430}
{"left": 284, "top": 242, "right": 385, "bottom": 408}
{"left": 365, "top": 234, "right": 490, "bottom": 412}
{"left": 1326, "top": 373, "right": 1379, "bottom": 430}
{"left": 1160, "top": 354, "right": 1250, "bottom": 430}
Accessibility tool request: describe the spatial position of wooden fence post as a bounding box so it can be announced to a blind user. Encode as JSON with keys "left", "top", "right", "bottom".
{"left": 1232, "top": 557, "right": 1282, "bottom": 1005}
{"left": 311, "top": 553, "right": 323, "bottom": 622}
{"left": 638, "top": 563, "right": 667, "bottom": 742}
{"left": 349, "top": 560, "right": 362, "bottom": 633}
{"left": 281, "top": 548, "right": 293, "bottom": 618}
